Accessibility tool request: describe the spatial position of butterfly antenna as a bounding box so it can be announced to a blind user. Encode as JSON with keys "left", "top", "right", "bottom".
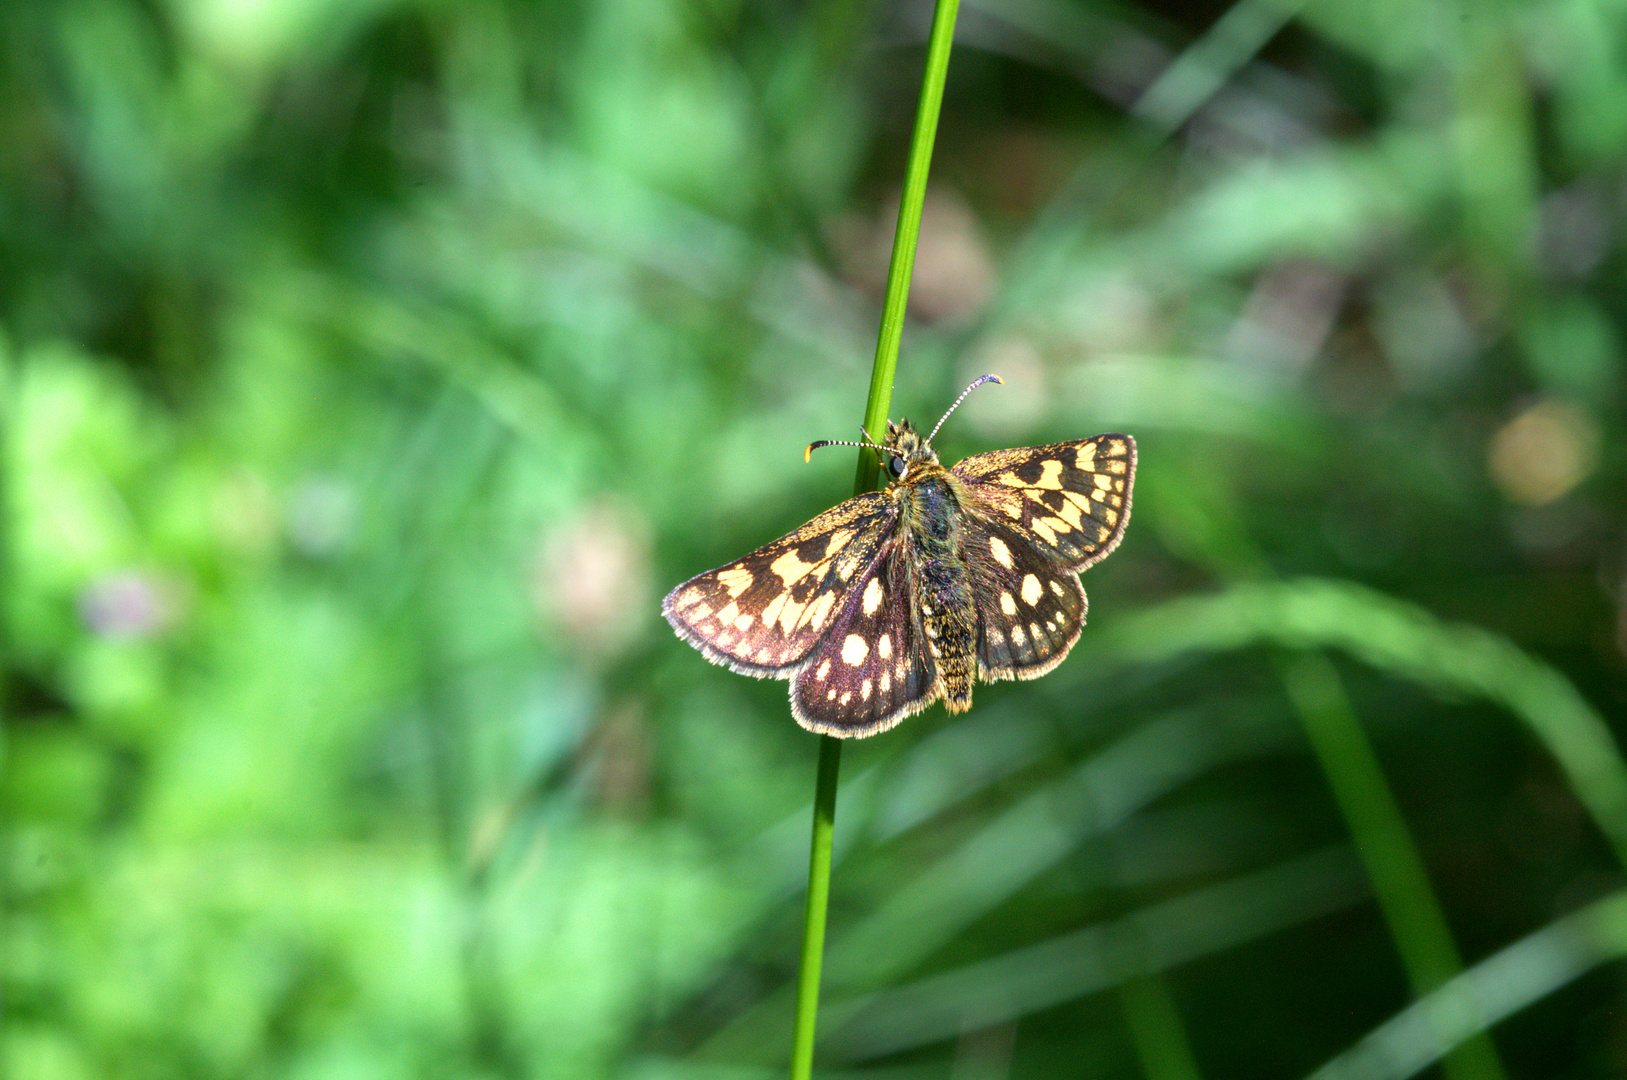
{"left": 804, "top": 435, "right": 888, "bottom": 463}
{"left": 926, "top": 373, "right": 1003, "bottom": 445}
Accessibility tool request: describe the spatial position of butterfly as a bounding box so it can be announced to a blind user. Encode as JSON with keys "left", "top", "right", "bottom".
{"left": 662, "top": 375, "right": 1135, "bottom": 737}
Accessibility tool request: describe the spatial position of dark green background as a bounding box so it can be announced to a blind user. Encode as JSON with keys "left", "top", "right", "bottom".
{"left": 3, "top": 0, "right": 1626, "bottom": 1077}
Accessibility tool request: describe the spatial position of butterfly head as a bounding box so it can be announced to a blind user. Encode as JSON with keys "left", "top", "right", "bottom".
{"left": 881, "top": 418, "right": 939, "bottom": 480}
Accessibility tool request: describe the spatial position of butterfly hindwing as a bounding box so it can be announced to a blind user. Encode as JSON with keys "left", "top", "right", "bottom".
{"left": 961, "top": 513, "right": 1088, "bottom": 680}
{"left": 662, "top": 491, "right": 895, "bottom": 675}
{"left": 791, "top": 542, "right": 938, "bottom": 737}
{"left": 953, "top": 435, "right": 1134, "bottom": 571}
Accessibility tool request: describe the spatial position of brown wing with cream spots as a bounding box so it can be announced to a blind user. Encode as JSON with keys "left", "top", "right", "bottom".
{"left": 662, "top": 491, "right": 895, "bottom": 676}
{"left": 791, "top": 541, "right": 939, "bottom": 736}
{"left": 961, "top": 513, "right": 1088, "bottom": 681}
{"left": 952, "top": 435, "right": 1135, "bottom": 572}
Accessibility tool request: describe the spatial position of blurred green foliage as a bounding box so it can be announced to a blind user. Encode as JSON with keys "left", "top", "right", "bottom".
{"left": 3, "top": 0, "right": 1627, "bottom": 1078}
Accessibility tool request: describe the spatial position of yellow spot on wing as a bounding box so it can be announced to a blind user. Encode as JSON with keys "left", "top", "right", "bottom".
{"left": 877, "top": 633, "right": 892, "bottom": 659}
{"left": 771, "top": 594, "right": 805, "bottom": 635}
{"left": 862, "top": 577, "right": 884, "bottom": 616}
{"left": 842, "top": 634, "right": 868, "bottom": 665}
{"left": 771, "top": 550, "right": 817, "bottom": 584}
{"left": 1021, "top": 574, "right": 1042, "bottom": 605}
{"left": 1054, "top": 493, "right": 1085, "bottom": 529}
{"left": 1000, "top": 592, "right": 1017, "bottom": 616}
{"left": 988, "top": 535, "right": 1013, "bottom": 568}
{"left": 716, "top": 566, "right": 754, "bottom": 597}
{"left": 1075, "top": 443, "right": 1098, "bottom": 469}
{"left": 804, "top": 591, "right": 836, "bottom": 633}
{"left": 1036, "top": 459, "right": 1064, "bottom": 490}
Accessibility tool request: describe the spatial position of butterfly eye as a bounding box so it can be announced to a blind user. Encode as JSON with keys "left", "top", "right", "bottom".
{"left": 889, "top": 455, "right": 907, "bottom": 477}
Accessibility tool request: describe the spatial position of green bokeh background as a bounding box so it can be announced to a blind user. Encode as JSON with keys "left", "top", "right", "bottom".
{"left": 3, "top": 0, "right": 1626, "bottom": 1077}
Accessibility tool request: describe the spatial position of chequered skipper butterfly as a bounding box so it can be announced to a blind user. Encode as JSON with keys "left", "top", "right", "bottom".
{"left": 663, "top": 375, "right": 1135, "bottom": 737}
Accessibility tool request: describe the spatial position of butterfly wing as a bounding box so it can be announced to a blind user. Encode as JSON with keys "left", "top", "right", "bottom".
{"left": 790, "top": 539, "right": 939, "bottom": 737}
{"left": 952, "top": 434, "right": 1135, "bottom": 571}
{"left": 662, "top": 491, "right": 896, "bottom": 676}
{"left": 953, "top": 435, "right": 1134, "bottom": 679}
{"left": 960, "top": 512, "right": 1089, "bottom": 680}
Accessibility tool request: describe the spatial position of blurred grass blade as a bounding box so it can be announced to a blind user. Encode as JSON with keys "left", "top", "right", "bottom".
{"left": 1118, "top": 974, "right": 1205, "bottom": 1080}
{"left": 1130, "top": 0, "right": 1305, "bottom": 137}
{"left": 1282, "top": 652, "right": 1506, "bottom": 1080}
{"left": 826, "top": 703, "right": 1293, "bottom": 989}
{"left": 826, "top": 847, "right": 1367, "bottom": 1059}
{"left": 704, "top": 704, "right": 1297, "bottom": 1059}
{"left": 1308, "top": 888, "right": 1627, "bottom": 1080}
{"left": 1101, "top": 579, "right": 1627, "bottom": 868}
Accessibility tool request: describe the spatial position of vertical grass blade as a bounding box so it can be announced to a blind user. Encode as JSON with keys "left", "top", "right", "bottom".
{"left": 1282, "top": 653, "right": 1507, "bottom": 1080}
{"left": 789, "top": 734, "right": 843, "bottom": 1080}
{"left": 789, "top": 1, "right": 962, "bottom": 1077}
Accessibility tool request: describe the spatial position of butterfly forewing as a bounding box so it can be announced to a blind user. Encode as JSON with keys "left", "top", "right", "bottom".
{"left": 791, "top": 545, "right": 938, "bottom": 737}
{"left": 663, "top": 491, "right": 895, "bottom": 674}
{"left": 953, "top": 435, "right": 1134, "bottom": 571}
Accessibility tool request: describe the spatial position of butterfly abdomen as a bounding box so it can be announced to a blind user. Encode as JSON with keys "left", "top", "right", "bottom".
{"left": 902, "top": 470, "right": 979, "bottom": 713}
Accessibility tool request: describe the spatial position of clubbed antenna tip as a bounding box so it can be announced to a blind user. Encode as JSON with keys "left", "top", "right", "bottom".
{"left": 925, "top": 373, "right": 1003, "bottom": 445}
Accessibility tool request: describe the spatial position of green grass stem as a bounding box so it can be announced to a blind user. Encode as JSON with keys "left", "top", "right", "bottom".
{"left": 852, "top": 0, "right": 962, "bottom": 495}
{"left": 1117, "top": 974, "right": 1204, "bottom": 1080}
{"left": 789, "top": 1, "right": 962, "bottom": 1076}
{"left": 789, "top": 735, "right": 842, "bottom": 1080}
{"left": 1282, "top": 652, "right": 1507, "bottom": 1080}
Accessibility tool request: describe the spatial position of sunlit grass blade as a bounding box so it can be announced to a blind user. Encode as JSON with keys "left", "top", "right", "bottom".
{"left": 788, "top": 0, "right": 963, "bottom": 1076}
